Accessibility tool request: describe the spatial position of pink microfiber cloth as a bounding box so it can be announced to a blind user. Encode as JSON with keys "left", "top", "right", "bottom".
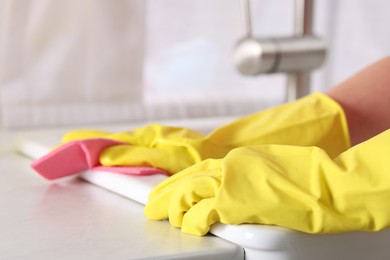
{"left": 31, "top": 138, "right": 167, "bottom": 180}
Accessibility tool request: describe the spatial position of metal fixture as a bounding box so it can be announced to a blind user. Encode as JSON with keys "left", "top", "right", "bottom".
{"left": 234, "top": 0, "right": 326, "bottom": 101}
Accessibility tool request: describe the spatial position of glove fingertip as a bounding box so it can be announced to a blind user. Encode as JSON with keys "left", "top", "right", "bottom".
{"left": 181, "top": 224, "right": 210, "bottom": 236}
{"left": 180, "top": 198, "right": 218, "bottom": 236}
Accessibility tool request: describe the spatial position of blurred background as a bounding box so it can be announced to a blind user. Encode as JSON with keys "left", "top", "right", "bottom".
{"left": 0, "top": 0, "right": 389, "bottom": 129}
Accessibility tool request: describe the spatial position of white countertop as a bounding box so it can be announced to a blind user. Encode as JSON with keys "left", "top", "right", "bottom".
{"left": 4, "top": 117, "right": 390, "bottom": 260}
{"left": 0, "top": 152, "right": 243, "bottom": 260}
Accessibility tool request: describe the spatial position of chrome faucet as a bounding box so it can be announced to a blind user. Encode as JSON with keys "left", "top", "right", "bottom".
{"left": 234, "top": 0, "right": 326, "bottom": 101}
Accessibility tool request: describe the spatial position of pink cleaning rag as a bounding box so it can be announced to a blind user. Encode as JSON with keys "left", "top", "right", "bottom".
{"left": 31, "top": 138, "right": 167, "bottom": 180}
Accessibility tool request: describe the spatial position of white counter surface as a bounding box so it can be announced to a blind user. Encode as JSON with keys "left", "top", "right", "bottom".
{"left": 0, "top": 152, "right": 243, "bottom": 260}
{"left": 4, "top": 117, "right": 390, "bottom": 260}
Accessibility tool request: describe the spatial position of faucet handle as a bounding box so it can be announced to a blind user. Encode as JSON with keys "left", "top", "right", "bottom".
{"left": 234, "top": 35, "right": 326, "bottom": 76}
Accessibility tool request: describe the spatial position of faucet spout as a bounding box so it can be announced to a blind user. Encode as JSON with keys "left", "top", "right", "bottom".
{"left": 234, "top": 0, "right": 326, "bottom": 101}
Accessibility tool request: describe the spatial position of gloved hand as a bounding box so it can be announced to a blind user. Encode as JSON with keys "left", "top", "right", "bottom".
{"left": 145, "top": 129, "right": 390, "bottom": 236}
{"left": 31, "top": 139, "right": 167, "bottom": 180}
{"left": 62, "top": 125, "right": 207, "bottom": 174}
{"left": 63, "top": 93, "right": 350, "bottom": 174}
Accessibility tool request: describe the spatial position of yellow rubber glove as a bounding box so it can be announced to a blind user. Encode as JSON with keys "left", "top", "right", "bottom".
{"left": 62, "top": 125, "right": 207, "bottom": 174}
{"left": 62, "top": 93, "right": 350, "bottom": 174}
{"left": 145, "top": 129, "right": 390, "bottom": 236}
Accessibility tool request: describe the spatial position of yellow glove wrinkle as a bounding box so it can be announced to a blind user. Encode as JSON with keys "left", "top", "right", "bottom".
{"left": 168, "top": 169, "right": 222, "bottom": 228}
{"left": 145, "top": 159, "right": 222, "bottom": 217}
{"left": 100, "top": 145, "right": 198, "bottom": 174}
{"left": 181, "top": 198, "right": 219, "bottom": 236}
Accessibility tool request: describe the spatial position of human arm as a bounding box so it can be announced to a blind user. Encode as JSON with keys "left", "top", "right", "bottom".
{"left": 327, "top": 56, "right": 390, "bottom": 145}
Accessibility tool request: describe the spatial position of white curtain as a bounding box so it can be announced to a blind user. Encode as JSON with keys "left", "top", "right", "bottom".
{"left": 1, "top": 0, "right": 390, "bottom": 129}
{"left": 0, "top": 0, "right": 144, "bottom": 128}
